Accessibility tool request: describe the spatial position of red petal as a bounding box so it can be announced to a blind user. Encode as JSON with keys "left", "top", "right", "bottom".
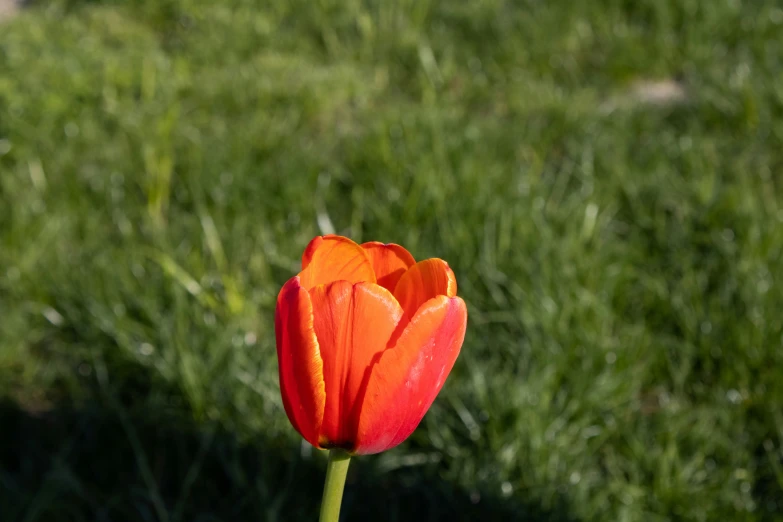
{"left": 393, "top": 259, "right": 457, "bottom": 322}
{"left": 309, "top": 281, "right": 403, "bottom": 449}
{"left": 298, "top": 235, "right": 376, "bottom": 291}
{"left": 360, "top": 241, "right": 416, "bottom": 292}
{"left": 355, "top": 296, "right": 467, "bottom": 454}
{"left": 275, "top": 277, "right": 326, "bottom": 448}
{"left": 301, "top": 236, "right": 326, "bottom": 269}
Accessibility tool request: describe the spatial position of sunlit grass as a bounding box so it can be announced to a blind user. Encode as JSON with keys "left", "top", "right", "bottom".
{"left": 1, "top": 1, "right": 783, "bottom": 520}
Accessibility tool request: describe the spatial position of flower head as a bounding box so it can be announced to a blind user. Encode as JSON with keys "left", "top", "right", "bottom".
{"left": 275, "top": 235, "right": 467, "bottom": 454}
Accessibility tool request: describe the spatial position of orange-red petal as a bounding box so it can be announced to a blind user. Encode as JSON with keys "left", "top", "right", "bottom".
{"left": 360, "top": 241, "right": 416, "bottom": 292}
{"left": 301, "top": 236, "right": 326, "bottom": 269}
{"left": 355, "top": 295, "right": 467, "bottom": 454}
{"left": 309, "top": 281, "right": 403, "bottom": 449}
{"left": 274, "top": 276, "right": 326, "bottom": 448}
{"left": 298, "top": 235, "right": 376, "bottom": 290}
{"left": 393, "top": 258, "right": 457, "bottom": 322}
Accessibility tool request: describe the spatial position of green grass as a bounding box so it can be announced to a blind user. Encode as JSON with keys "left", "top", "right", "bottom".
{"left": 2, "top": 0, "right": 783, "bottom": 520}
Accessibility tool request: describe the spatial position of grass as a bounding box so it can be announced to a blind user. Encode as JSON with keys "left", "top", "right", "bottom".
{"left": 1, "top": 0, "right": 783, "bottom": 520}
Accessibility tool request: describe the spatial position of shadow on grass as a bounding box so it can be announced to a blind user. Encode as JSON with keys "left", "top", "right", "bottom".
{"left": 0, "top": 398, "right": 578, "bottom": 522}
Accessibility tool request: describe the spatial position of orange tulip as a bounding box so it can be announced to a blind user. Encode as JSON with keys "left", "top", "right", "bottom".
{"left": 275, "top": 235, "right": 467, "bottom": 455}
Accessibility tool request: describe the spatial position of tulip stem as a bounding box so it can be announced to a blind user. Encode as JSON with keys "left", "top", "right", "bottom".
{"left": 318, "top": 449, "right": 351, "bottom": 522}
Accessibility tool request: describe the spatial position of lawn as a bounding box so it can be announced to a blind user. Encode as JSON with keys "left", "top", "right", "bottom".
{"left": 1, "top": 0, "right": 783, "bottom": 520}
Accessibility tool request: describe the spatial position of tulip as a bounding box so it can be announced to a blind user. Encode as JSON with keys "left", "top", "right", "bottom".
{"left": 274, "top": 234, "right": 467, "bottom": 521}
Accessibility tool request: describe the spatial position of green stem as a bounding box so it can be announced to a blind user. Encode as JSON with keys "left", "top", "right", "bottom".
{"left": 318, "top": 449, "right": 351, "bottom": 522}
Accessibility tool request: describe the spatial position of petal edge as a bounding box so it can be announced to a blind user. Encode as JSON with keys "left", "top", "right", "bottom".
{"left": 298, "top": 235, "right": 376, "bottom": 290}
{"left": 275, "top": 276, "right": 326, "bottom": 448}
{"left": 361, "top": 241, "right": 416, "bottom": 292}
{"left": 355, "top": 295, "right": 467, "bottom": 454}
{"left": 393, "top": 258, "right": 457, "bottom": 322}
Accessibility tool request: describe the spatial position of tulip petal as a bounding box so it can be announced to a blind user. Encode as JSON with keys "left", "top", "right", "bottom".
{"left": 301, "top": 235, "right": 326, "bottom": 269}
{"left": 355, "top": 295, "right": 467, "bottom": 455}
{"left": 275, "top": 277, "right": 326, "bottom": 448}
{"left": 309, "top": 281, "right": 403, "bottom": 449}
{"left": 298, "top": 235, "right": 376, "bottom": 290}
{"left": 393, "top": 258, "right": 457, "bottom": 321}
{"left": 360, "top": 241, "right": 416, "bottom": 292}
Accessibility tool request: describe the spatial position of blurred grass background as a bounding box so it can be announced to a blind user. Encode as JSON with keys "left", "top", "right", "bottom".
{"left": 2, "top": 0, "right": 783, "bottom": 520}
